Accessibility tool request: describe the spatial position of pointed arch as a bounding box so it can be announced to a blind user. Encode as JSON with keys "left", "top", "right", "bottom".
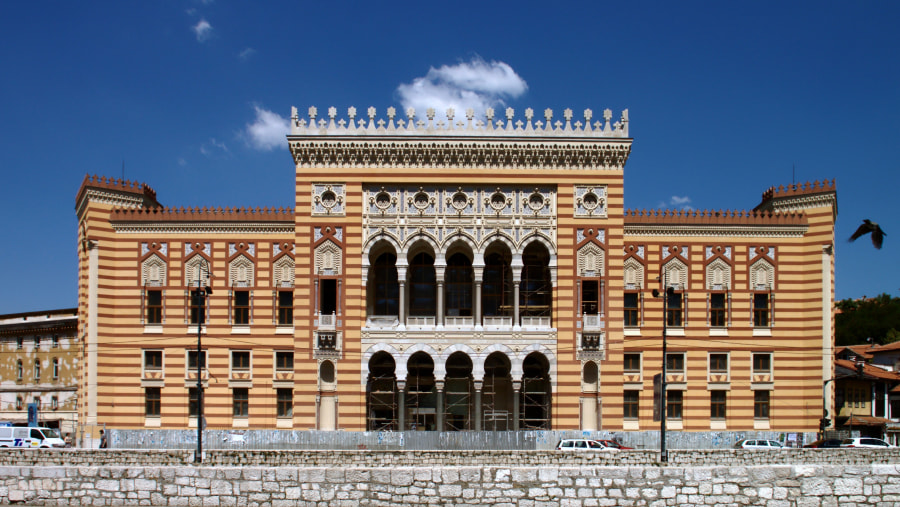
{"left": 623, "top": 257, "right": 645, "bottom": 290}
{"left": 662, "top": 258, "right": 688, "bottom": 289}
{"left": 273, "top": 255, "right": 295, "bottom": 287}
{"left": 141, "top": 254, "right": 167, "bottom": 286}
{"left": 184, "top": 255, "right": 211, "bottom": 287}
{"left": 706, "top": 258, "right": 731, "bottom": 290}
{"left": 315, "top": 239, "right": 342, "bottom": 275}
{"left": 229, "top": 254, "right": 254, "bottom": 287}
{"left": 750, "top": 259, "right": 775, "bottom": 290}
{"left": 577, "top": 242, "right": 604, "bottom": 277}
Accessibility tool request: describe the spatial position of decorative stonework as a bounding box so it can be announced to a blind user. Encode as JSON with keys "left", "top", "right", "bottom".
{"left": 313, "top": 184, "right": 345, "bottom": 216}
{"left": 184, "top": 255, "right": 211, "bottom": 287}
{"left": 623, "top": 257, "right": 644, "bottom": 290}
{"left": 577, "top": 243, "right": 604, "bottom": 277}
{"left": 750, "top": 259, "right": 775, "bottom": 290}
{"left": 141, "top": 255, "right": 167, "bottom": 287}
{"left": 315, "top": 240, "right": 342, "bottom": 276}
{"left": 662, "top": 259, "right": 688, "bottom": 289}
{"left": 273, "top": 255, "right": 295, "bottom": 287}
{"left": 229, "top": 255, "right": 254, "bottom": 287}
{"left": 706, "top": 259, "right": 731, "bottom": 290}
{"left": 574, "top": 186, "right": 608, "bottom": 218}
{"left": 229, "top": 242, "right": 255, "bottom": 258}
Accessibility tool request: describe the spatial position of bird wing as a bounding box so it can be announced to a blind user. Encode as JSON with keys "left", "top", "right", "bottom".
{"left": 872, "top": 225, "right": 885, "bottom": 249}
{"left": 849, "top": 223, "right": 871, "bottom": 242}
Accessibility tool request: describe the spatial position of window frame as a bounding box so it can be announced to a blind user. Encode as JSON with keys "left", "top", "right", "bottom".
{"left": 752, "top": 352, "right": 773, "bottom": 375}
{"left": 232, "top": 289, "right": 252, "bottom": 326}
{"left": 623, "top": 291, "right": 640, "bottom": 327}
{"left": 708, "top": 353, "right": 729, "bottom": 376}
{"left": 623, "top": 353, "right": 642, "bottom": 374}
{"left": 666, "top": 352, "right": 685, "bottom": 374}
{"left": 233, "top": 388, "right": 249, "bottom": 418}
{"left": 188, "top": 388, "right": 200, "bottom": 417}
{"left": 753, "top": 292, "right": 772, "bottom": 328}
{"left": 754, "top": 390, "right": 770, "bottom": 419}
{"left": 623, "top": 390, "right": 639, "bottom": 420}
{"left": 145, "top": 387, "right": 161, "bottom": 417}
{"left": 710, "top": 390, "right": 726, "bottom": 420}
{"left": 666, "top": 390, "right": 683, "bottom": 420}
{"left": 709, "top": 291, "right": 727, "bottom": 328}
{"left": 145, "top": 288, "right": 164, "bottom": 325}
{"left": 231, "top": 350, "right": 251, "bottom": 371}
{"left": 666, "top": 290, "right": 684, "bottom": 327}
{"left": 277, "top": 289, "right": 294, "bottom": 326}
{"left": 275, "top": 350, "right": 294, "bottom": 372}
{"left": 277, "top": 388, "right": 293, "bottom": 418}
{"left": 33, "top": 360, "right": 41, "bottom": 380}
{"left": 52, "top": 358, "right": 60, "bottom": 380}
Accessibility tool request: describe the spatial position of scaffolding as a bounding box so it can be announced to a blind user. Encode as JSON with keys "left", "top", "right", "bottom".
{"left": 482, "top": 374, "right": 511, "bottom": 431}
{"left": 405, "top": 374, "right": 436, "bottom": 431}
{"left": 521, "top": 375, "right": 551, "bottom": 430}
{"left": 366, "top": 374, "right": 397, "bottom": 431}
{"left": 443, "top": 375, "right": 472, "bottom": 431}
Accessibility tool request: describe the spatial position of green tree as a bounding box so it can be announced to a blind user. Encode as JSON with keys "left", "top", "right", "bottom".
{"left": 835, "top": 293, "right": 900, "bottom": 346}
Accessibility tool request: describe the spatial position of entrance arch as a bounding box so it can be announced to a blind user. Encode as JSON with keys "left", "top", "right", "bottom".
{"left": 521, "top": 352, "right": 552, "bottom": 429}
{"left": 366, "top": 351, "right": 397, "bottom": 431}
{"left": 406, "top": 352, "right": 436, "bottom": 430}
{"left": 483, "top": 352, "right": 513, "bottom": 431}
{"left": 443, "top": 352, "right": 473, "bottom": 431}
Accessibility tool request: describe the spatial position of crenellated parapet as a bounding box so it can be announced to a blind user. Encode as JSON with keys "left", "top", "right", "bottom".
{"left": 755, "top": 179, "right": 838, "bottom": 217}
{"left": 109, "top": 206, "right": 295, "bottom": 235}
{"left": 76, "top": 174, "right": 160, "bottom": 219}
{"left": 288, "top": 106, "right": 633, "bottom": 171}
{"left": 624, "top": 208, "right": 809, "bottom": 238}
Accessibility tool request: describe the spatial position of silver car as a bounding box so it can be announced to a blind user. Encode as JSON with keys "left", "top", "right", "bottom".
{"left": 734, "top": 439, "right": 783, "bottom": 449}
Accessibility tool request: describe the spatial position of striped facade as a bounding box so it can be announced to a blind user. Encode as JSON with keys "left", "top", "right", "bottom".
{"left": 75, "top": 106, "right": 836, "bottom": 434}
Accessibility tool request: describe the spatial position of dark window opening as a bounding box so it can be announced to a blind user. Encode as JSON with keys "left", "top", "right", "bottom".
{"left": 667, "top": 390, "right": 683, "bottom": 420}
{"left": 320, "top": 279, "right": 337, "bottom": 315}
{"left": 144, "top": 350, "right": 163, "bottom": 369}
{"left": 146, "top": 289, "right": 163, "bottom": 324}
{"left": 666, "top": 291, "right": 683, "bottom": 327}
{"left": 146, "top": 387, "right": 161, "bottom": 417}
{"left": 754, "top": 293, "right": 770, "bottom": 327}
{"left": 233, "top": 290, "right": 250, "bottom": 325}
{"left": 409, "top": 252, "right": 436, "bottom": 316}
{"left": 710, "top": 292, "right": 726, "bottom": 327}
{"left": 754, "top": 390, "right": 770, "bottom": 419}
{"left": 446, "top": 253, "right": 473, "bottom": 317}
{"left": 277, "top": 388, "right": 293, "bottom": 418}
{"left": 581, "top": 280, "right": 599, "bottom": 315}
{"left": 711, "top": 390, "right": 726, "bottom": 420}
{"left": 482, "top": 252, "right": 512, "bottom": 317}
{"left": 278, "top": 290, "right": 293, "bottom": 325}
{"left": 233, "top": 388, "right": 249, "bottom": 418}
{"left": 373, "top": 253, "right": 399, "bottom": 316}
{"left": 624, "top": 291, "right": 639, "bottom": 327}
{"left": 624, "top": 391, "right": 639, "bottom": 419}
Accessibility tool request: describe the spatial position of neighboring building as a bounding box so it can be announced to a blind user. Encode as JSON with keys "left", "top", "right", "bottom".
{"left": 75, "top": 105, "right": 837, "bottom": 433}
{"left": 0, "top": 308, "right": 78, "bottom": 435}
{"left": 834, "top": 344, "right": 900, "bottom": 442}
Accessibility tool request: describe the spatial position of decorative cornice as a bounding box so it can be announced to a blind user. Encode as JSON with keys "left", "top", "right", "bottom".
{"left": 291, "top": 106, "right": 629, "bottom": 138}
{"left": 624, "top": 209, "right": 808, "bottom": 238}
{"left": 111, "top": 222, "right": 294, "bottom": 235}
{"left": 76, "top": 175, "right": 159, "bottom": 219}
{"left": 755, "top": 180, "right": 837, "bottom": 217}
{"left": 289, "top": 139, "right": 632, "bottom": 171}
{"left": 110, "top": 207, "right": 294, "bottom": 235}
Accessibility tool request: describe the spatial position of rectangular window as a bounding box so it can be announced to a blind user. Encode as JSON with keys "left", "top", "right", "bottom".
{"left": 34, "top": 361, "right": 40, "bottom": 380}
{"left": 51, "top": 396, "right": 58, "bottom": 410}
{"left": 233, "top": 290, "right": 251, "bottom": 325}
{"left": 752, "top": 353, "right": 772, "bottom": 374}
{"left": 275, "top": 351, "right": 294, "bottom": 372}
{"left": 623, "top": 353, "right": 641, "bottom": 374}
{"left": 146, "top": 289, "right": 163, "bottom": 324}
{"left": 144, "top": 350, "right": 163, "bottom": 370}
{"left": 277, "top": 290, "right": 293, "bottom": 326}
{"left": 666, "top": 390, "right": 683, "bottom": 420}
{"left": 753, "top": 293, "right": 770, "bottom": 327}
{"left": 710, "top": 390, "right": 726, "bottom": 420}
{"left": 666, "top": 291, "right": 683, "bottom": 327}
{"left": 189, "top": 289, "right": 207, "bottom": 325}
{"left": 52, "top": 335, "right": 59, "bottom": 348}
{"left": 754, "top": 390, "right": 770, "bottom": 419}
{"left": 231, "top": 351, "right": 251, "bottom": 371}
{"left": 623, "top": 291, "right": 639, "bottom": 327}
{"left": 233, "top": 388, "right": 249, "bottom": 418}
{"left": 709, "top": 353, "right": 728, "bottom": 374}
{"left": 187, "top": 350, "right": 207, "bottom": 370}
{"left": 623, "top": 391, "right": 639, "bottom": 419}
{"left": 709, "top": 292, "right": 726, "bottom": 327}
{"left": 666, "top": 353, "right": 685, "bottom": 374}
{"left": 52, "top": 358, "right": 59, "bottom": 380}
{"left": 145, "top": 387, "right": 161, "bottom": 417}
{"left": 277, "top": 388, "right": 293, "bottom": 418}
{"left": 581, "top": 280, "right": 599, "bottom": 315}
{"left": 189, "top": 388, "right": 200, "bottom": 417}
{"left": 16, "top": 337, "right": 22, "bottom": 349}
{"left": 320, "top": 279, "right": 338, "bottom": 316}
{"left": 34, "top": 336, "right": 41, "bottom": 348}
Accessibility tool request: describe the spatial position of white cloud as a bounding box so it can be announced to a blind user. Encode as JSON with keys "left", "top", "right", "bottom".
{"left": 192, "top": 19, "right": 213, "bottom": 42}
{"left": 238, "top": 48, "right": 256, "bottom": 61}
{"left": 658, "top": 196, "right": 694, "bottom": 211}
{"left": 200, "top": 138, "right": 229, "bottom": 157}
{"left": 396, "top": 57, "right": 528, "bottom": 121}
{"left": 244, "top": 106, "right": 289, "bottom": 151}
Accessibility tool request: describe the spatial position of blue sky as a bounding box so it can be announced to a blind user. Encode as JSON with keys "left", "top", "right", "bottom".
{"left": 1, "top": 1, "right": 897, "bottom": 313}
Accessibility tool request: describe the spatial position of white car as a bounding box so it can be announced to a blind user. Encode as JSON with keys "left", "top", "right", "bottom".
{"left": 734, "top": 439, "right": 783, "bottom": 449}
{"left": 840, "top": 437, "right": 893, "bottom": 448}
{"left": 556, "top": 439, "right": 614, "bottom": 451}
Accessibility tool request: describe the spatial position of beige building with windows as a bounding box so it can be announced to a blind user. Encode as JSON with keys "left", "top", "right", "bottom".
{"left": 0, "top": 308, "right": 79, "bottom": 436}
{"left": 75, "top": 105, "right": 837, "bottom": 433}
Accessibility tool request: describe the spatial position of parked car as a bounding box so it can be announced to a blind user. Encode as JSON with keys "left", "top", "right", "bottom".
{"left": 556, "top": 439, "right": 614, "bottom": 451}
{"left": 734, "top": 439, "right": 783, "bottom": 449}
{"left": 840, "top": 437, "right": 893, "bottom": 448}
{"left": 595, "top": 439, "right": 633, "bottom": 450}
{"left": 803, "top": 439, "right": 843, "bottom": 448}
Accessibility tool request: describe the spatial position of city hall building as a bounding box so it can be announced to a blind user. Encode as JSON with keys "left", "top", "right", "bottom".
{"left": 75, "top": 105, "right": 837, "bottom": 433}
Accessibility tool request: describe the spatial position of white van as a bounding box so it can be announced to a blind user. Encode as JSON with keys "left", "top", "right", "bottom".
{"left": 0, "top": 426, "right": 66, "bottom": 448}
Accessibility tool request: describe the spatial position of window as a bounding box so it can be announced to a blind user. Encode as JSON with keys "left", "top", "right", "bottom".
{"left": 187, "top": 350, "right": 207, "bottom": 370}
{"left": 623, "top": 391, "right": 639, "bottom": 419}
{"left": 144, "top": 350, "right": 163, "bottom": 370}
{"left": 482, "top": 252, "right": 512, "bottom": 317}
{"left": 710, "top": 391, "right": 726, "bottom": 420}
{"left": 34, "top": 336, "right": 41, "bottom": 348}
{"left": 189, "top": 289, "right": 208, "bottom": 325}
{"left": 277, "top": 290, "right": 293, "bottom": 325}
{"left": 231, "top": 351, "right": 251, "bottom": 371}
{"left": 372, "top": 252, "right": 399, "bottom": 316}
{"left": 16, "top": 360, "right": 23, "bottom": 381}
{"left": 666, "top": 390, "right": 683, "bottom": 420}
{"left": 146, "top": 289, "right": 163, "bottom": 324}
{"left": 709, "top": 353, "right": 728, "bottom": 374}
{"left": 233, "top": 290, "right": 251, "bottom": 325}
{"left": 319, "top": 279, "right": 337, "bottom": 316}
{"left": 623, "top": 353, "right": 641, "bottom": 374}
{"left": 666, "top": 291, "right": 683, "bottom": 327}
{"left": 188, "top": 388, "right": 200, "bottom": 417}
{"left": 34, "top": 360, "right": 41, "bottom": 380}
{"left": 16, "top": 337, "right": 22, "bottom": 349}
{"left": 16, "top": 396, "right": 23, "bottom": 410}
{"left": 754, "top": 391, "right": 770, "bottom": 419}
{"left": 51, "top": 396, "right": 59, "bottom": 410}
{"left": 753, "top": 293, "right": 770, "bottom": 327}
{"left": 52, "top": 335, "right": 59, "bottom": 348}
{"left": 623, "top": 291, "right": 639, "bottom": 326}
{"left": 409, "top": 252, "right": 436, "bottom": 316}
{"left": 233, "top": 388, "right": 249, "bottom": 418}
{"left": 581, "top": 280, "right": 599, "bottom": 315}
{"left": 275, "top": 351, "right": 294, "bottom": 372}
{"left": 277, "top": 388, "right": 293, "bottom": 418}
{"left": 445, "top": 253, "right": 473, "bottom": 317}
{"left": 752, "top": 353, "right": 772, "bottom": 374}
{"left": 709, "top": 292, "right": 726, "bottom": 327}
{"left": 666, "top": 353, "right": 685, "bottom": 374}
{"left": 52, "top": 358, "right": 59, "bottom": 380}
{"left": 145, "top": 387, "right": 161, "bottom": 417}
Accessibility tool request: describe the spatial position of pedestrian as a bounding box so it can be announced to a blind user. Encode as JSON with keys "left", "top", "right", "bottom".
{"left": 99, "top": 429, "right": 107, "bottom": 449}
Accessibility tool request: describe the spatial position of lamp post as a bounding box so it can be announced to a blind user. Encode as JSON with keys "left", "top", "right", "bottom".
{"left": 652, "top": 275, "right": 673, "bottom": 463}
{"left": 193, "top": 260, "right": 212, "bottom": 464}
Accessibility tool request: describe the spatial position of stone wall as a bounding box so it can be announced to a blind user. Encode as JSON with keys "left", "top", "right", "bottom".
{"left": 1, "top": 450, "right": 899, "bottom": 505}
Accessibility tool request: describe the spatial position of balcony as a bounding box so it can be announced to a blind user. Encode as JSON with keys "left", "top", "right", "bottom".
{"left": 444, "top": 316, "right": 474, "bottom": 327}
{"left": 316, "top": 312, "right": 336, "bottom": 330}
{"left": 578, "top": 332, "right": 604, "bottom": 360}
{"left": 582, "top": 314, "right": 605, "bottom": 330}
{"left": 520, "top": 316, "right": 551, "bottom": 328}
{"left": 315, "top": 331, "right": 341, "bottom": 360}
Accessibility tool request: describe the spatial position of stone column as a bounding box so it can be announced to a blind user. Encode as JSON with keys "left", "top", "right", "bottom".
{"left": 397, "top": 380, "right": 406, "bottom": 431}
{"left": 314, "top": 278, "right": 319, "bottom": 318}
{"left": 436, "top": 281, "right": 444, "bottom": 328}
{"left": 397, "top": 265, "right": 407, "bottom": 330}
{"left": 512, "top": 380, "right": 521, "bottom": 431}
{"left": 474, "top": 281, "right": 482, "bottom": 329}
{"left": 435, "top": 380, "right": 444, "bottom": 432}
{"left": 474, "top": 380, "right": 483, "bottom": 431}
{"left": 513, "top": 282, "right": 521, "bottom": 329}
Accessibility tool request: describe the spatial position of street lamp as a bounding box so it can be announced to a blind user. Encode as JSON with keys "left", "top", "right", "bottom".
{"left": 192, "top": 260, "right": 212, "bottom": 464}
{"left": 652, "top": 275, "right": 674, "bottom": 463}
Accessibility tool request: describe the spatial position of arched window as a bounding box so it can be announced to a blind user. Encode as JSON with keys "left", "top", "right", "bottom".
{"left": 521, "top": 243, "right": 551, "bottom": 317}
{"left": 409, "top": 252, "right": 436, "bottom": 316}
{"left": 483, "top": 252, "right": 512, "bottom": 317}
{"left": 372, "top": 252, "right": 399, "bottom": 316}
{"left": 445, "top": 253, "right": 473, "bottom": 317}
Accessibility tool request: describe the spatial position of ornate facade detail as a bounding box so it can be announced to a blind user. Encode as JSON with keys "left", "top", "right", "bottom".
{"left": 706, "top": 258, "right": 731, "bottom": 290}
{"left": 574, "top": 186, "right": 608, "bottom": 218}
{"left": 141, "top": 254, "right": 166, "bottom": 287}
{"left": 623, "top": 257, "right": 644, "bottom": 290}
{"left": 184, "top": 255, "right": 210, "bottom": 287}
{"left": 315, "top": 240, "right": 342, "bottom": 276}
{"left": 273, "top": 255, "right": 295, "bottom": 287}
{"left": 662, "top": 259, "right": 688, "bottom": 289}
{"left": 312, "top": 184, "right": 345, "bottom": 216}
{"left": 229, "top": 255, "right": 254, "bottom": 287}
{"left": 577, "top": 243, "right": 604, "bottom": 277}
{"left": 750, "top": 259, "right": 775, "bottom": 290}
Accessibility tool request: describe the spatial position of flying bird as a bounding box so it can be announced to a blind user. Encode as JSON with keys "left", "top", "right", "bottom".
{"left": 849, "top": 219, "right": 886, "bottom": 249}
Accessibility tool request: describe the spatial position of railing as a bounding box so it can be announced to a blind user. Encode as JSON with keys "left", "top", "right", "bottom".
{"left": 317, "top": 332, "right": 337, "bottom": 351}
{"left": 582, "top": 314, "right": 605, "bottom": 329}
{"left": 581, "top": 333, "right": 603, "bottom": 351}
{"left": 406, "top": 316, "right": 436, "bottom": 326}
{"left": 520, "top": 316, "right": 551, "bottom": 327}
{"left": 444, "top": 316, "right": 474, "bottom": 327}
{"left": 317, "top": 312, "right": 336, "bottom": 330}
{"left": 365, "top": 315, "right": 399, "bottom": 328}
{"left": 482, "top": 316, "right": 513, "bottom": 327}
